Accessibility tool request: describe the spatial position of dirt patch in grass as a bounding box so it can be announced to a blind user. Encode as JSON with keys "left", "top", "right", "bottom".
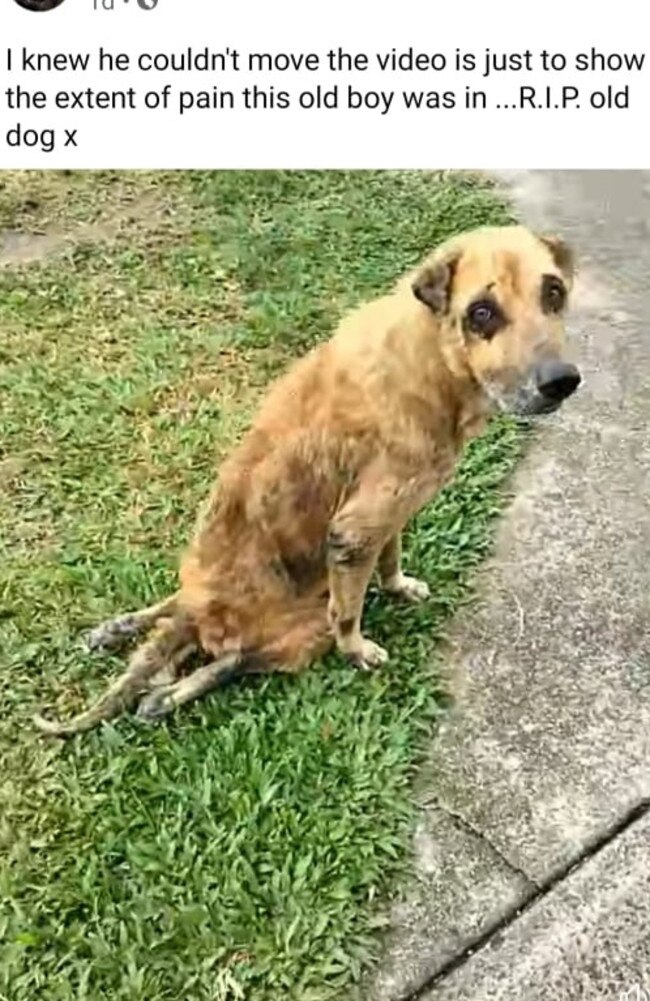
{"left": 0, "top": 169, "right": 519, "bottom": 1001}
{"left": 0, "top": 173, "right": 182, "bottom": 266}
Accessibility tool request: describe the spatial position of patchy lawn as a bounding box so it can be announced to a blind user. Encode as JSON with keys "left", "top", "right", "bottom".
{"left": 0, "top": 170, "right": 519, "bottom": 1001}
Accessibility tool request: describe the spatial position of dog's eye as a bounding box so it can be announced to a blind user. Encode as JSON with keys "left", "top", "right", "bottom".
{"left": 470, "top": 304, "right": 494, "bottom": 325}
{"left": 542, "top": 275, "right": 567, "bottom": 313}
{"left": 466, "top": 300, "right": 503, "bottom": 339}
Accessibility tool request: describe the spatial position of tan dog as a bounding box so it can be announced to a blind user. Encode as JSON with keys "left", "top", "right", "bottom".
{"left": 35, "top": 224, "right": 581, "bottom": 736}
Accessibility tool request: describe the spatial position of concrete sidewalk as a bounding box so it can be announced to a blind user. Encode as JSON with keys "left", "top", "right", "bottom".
{"left": 360, "top": 171, "right": 650, "bottom": 1001}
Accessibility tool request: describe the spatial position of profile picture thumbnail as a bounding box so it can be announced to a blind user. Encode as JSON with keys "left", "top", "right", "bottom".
{"left": 13, "top": 0, "right": 66, "bottom": 11}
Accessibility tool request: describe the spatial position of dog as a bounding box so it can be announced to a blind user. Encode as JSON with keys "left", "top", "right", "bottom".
{"left": 34, "top": 224, "right": 581, "bottom": 737}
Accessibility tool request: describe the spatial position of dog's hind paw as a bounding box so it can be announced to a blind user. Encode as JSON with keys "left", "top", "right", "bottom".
{"left": 136, "top": 689, "right": 174, "bottom": 723}
{"left": 85, "top": 615, "right": 140, "bottom": 653}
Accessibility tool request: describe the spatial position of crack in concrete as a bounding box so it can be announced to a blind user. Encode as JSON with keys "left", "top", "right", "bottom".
{"left": 404, "top": 796, "right": 650, "bottom": 1000}
{"left": 422, "top": 796, "right": 539, "bottom": 891}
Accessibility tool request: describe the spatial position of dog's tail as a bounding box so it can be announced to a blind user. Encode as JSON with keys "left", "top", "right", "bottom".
{"left": 33, "top": 615, "right": 198, "bottom": 738}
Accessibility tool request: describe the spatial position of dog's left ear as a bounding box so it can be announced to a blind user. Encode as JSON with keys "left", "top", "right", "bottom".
{"left": 538, "top": 234, "right": 575, "bottom": 282}
{"left": 412, "top": 255, "right": 459, "bottom": 313}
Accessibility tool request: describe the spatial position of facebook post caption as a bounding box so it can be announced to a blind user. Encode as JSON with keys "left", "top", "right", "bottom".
{"left": 0, "top": 0, "right": 648, "bottom": 168}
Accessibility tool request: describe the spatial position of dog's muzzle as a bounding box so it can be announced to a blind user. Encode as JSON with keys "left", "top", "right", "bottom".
{"left": 496, "top": 359, "right": 582, "bottom": 417}
{"left": 482, "top": 359, "right": 582, "bottom": 417}
{"left": 535, "top": 359, "right": 581, "bottom": 404}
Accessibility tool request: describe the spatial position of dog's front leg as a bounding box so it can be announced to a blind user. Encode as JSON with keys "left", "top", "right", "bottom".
{"left": 327, "top": 536, "right": 387, "bottom": 670}
{"left": 326, "top": 472, "right": 409, "bottom": 670}
{"left": 378, "top": 534, "right": 431, "bottom": 603}
{"left": 327, "top": 463, "right": 444, "bottom": 669}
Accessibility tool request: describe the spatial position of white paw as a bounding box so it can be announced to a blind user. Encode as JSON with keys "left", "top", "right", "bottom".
{"left": 347, "top": 638, "right": 389, "bottom": 671}
{"left": 384, "top": 574, "right": 431, "bottom": 603}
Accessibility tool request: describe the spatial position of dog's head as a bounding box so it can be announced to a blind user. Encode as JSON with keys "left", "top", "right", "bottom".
{"left": 412, "top": 225, "right": 581, "bottom": 417}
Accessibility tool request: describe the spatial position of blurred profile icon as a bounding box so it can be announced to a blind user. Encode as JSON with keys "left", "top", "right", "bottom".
{"left": 13, "top": 0, "right": 66, "bottom": 10}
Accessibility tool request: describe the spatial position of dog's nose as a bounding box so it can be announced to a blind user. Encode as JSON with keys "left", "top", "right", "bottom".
{"left": 535, "top": 360, "right": 581, "bottom": 403}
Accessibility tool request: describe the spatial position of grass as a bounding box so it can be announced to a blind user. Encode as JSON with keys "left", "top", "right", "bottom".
{"left": 0, "top": 169, "right": 520, "bottom": 1001}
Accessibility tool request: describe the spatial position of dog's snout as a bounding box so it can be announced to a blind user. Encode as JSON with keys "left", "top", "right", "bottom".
{"left": 535, "top": 360, "right": 581, "bottom": 403}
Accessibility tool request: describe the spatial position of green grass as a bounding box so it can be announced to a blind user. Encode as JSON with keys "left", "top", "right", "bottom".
{"left": 0, "top": 170, "right": 519, "bottom": 1001}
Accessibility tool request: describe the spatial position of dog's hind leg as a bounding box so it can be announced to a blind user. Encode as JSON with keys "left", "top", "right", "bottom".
{"left": 137, "top": 601, "right": 334, "bottom": 723}
{"left": 85, "top": 592, "right": 180, "bottom": 652}
{"left": 136, "top": 653, "right": 244, "bottom": 722}
{"left": 34, "top": 615, "right": 196, "bottom": 738}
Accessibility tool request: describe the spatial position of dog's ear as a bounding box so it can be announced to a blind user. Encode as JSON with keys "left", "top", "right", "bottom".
{"left": 412, "top": 255, "right": 459, "bottom": 314}
{"left": 538, "top": 234, "right": 575, "bottom": 282}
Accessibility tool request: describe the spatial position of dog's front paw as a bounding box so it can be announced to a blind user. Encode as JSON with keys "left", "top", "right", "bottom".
{"left": 384, "top": 573, "right": 431, "bottom": 603}
{"left": 346, "top": 638, "right": 389, "bottom": 672}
